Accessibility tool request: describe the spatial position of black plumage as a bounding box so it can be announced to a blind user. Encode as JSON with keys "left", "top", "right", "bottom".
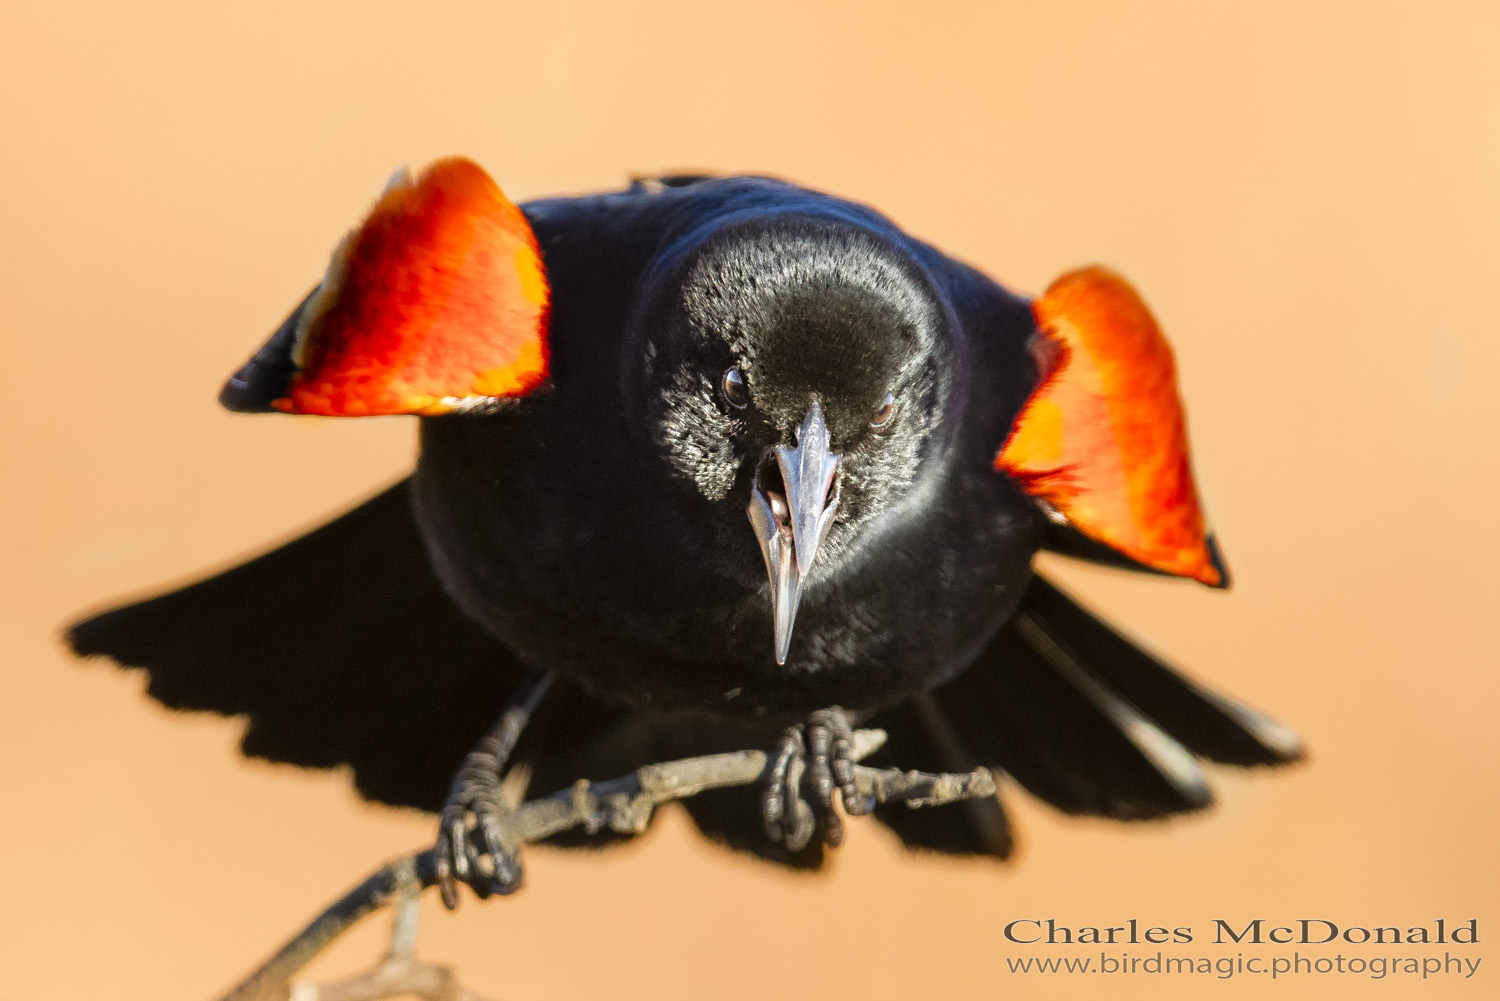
{"left": 69, "top": 171, "right": 1300, "bottom": 874}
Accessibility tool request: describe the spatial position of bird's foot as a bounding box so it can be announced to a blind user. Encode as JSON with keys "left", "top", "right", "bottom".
{"left": 433, "top": 748, "right": 523, "bottom": 910}
{"left": 761, "top": 706, "right": 876, "bottom": 852}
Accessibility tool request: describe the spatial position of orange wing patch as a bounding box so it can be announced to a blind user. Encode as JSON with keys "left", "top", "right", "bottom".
{"left": 998, "top": 267, "right": 1222, "bottom": 586}
{"left": 276, "top": 157, "right": 550, "bottom": 416}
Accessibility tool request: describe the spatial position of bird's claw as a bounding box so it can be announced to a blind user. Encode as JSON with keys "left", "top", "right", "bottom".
{"left": 761, "top": 706, "right": 873, "bottom": 852}
{"left": 433, "top": 751, "right": 523, "bottom": 910}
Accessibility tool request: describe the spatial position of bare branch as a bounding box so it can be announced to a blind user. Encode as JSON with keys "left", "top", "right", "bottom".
{"left": 289, "top": 956, "right": 495, "bottom": 1001}
{"left": 219, "top": 728, "right": 996, "bottom": 1001}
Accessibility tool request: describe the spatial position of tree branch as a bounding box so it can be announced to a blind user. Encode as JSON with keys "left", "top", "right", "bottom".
{"left": 218, "top": 728, "right": 996, "bottom": 1001}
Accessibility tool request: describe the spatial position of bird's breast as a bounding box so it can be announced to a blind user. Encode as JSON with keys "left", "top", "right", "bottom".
{"left": 412, "top": 410, "right": 1041, "bottom": 720}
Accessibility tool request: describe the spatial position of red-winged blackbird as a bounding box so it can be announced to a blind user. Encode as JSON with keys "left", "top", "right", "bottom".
{"left": 69, "top": 159, "right": 1300, "bottom": 901}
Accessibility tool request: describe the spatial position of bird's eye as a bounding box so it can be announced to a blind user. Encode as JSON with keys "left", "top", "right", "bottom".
{"left": 722, "top": 367, "right": 750, "bottom": 410}
{"left": 870, "top": 392, "right": 897, "bottom": 428}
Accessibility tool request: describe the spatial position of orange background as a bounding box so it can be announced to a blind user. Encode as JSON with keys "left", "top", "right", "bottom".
{"left": 3, "top": 2, "right": 1496, "bottom": 998}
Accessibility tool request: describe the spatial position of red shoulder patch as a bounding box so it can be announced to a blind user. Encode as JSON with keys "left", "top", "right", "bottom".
{"left": 275, "top": 157, "right": 550, "bottom": 416}
{"left": 997, "top": 267, "right": 1222, "bottom": 586}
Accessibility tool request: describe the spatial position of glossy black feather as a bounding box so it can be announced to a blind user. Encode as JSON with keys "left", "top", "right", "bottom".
{"left": 1041, "top": 522, "right": 1234, "bottom": 590}
{"left": 218, "top": 289, "right": 314, "bottom": 413}
{"left": 68, "top": 482, "right": 523, "bottom": 808}
{"left": 862, "top": 696, "right": 1015, "bottom": 858}
{"left": 1015, "top": 577, "right": 1300, "bottom": 766}
{"left": 933, "top": 574, "right": 1300, "bottom": 820}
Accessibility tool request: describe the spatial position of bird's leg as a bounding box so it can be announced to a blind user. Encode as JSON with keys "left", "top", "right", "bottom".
{"left": 433, "top": 670, "right": 552, "bottom": 909}
{"left": 761, "top": 706, "right": 876, "bottom": 852}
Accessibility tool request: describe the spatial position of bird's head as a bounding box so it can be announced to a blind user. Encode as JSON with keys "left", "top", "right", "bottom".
{"left": 626, "top": 215, "right": 962, "bottom": 663}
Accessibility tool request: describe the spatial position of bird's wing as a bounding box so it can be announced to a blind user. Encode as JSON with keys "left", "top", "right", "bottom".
{"left": 221, "top": 157, "right": 552, "bottom": 417}
{"left": 948, "top": 257, "right": 1232, "bottom": 588}
{"left": 934, "top": 573, "right": 1302, "bottom": 823}
{"left": 848, "top": 573, "right": 1302, "bottom": 864}
{"left": 67, "top": 482, "right": 530, "bottom": 811}
{"left": 68, "top": 481, "right": 643, "bottom": 813}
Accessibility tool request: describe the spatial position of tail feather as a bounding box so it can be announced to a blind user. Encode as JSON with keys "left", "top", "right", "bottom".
{"left": 939, "top": 615, "right": 1211, "bottom": 820}
{"left": 933, "top": 573, "right": 1300, "bottom": 824}
{"left": 1018, "top": 576, "right": 1302, "bottom": 766}
{"left": 863, "top": 695, "right": 1014, "bottom": 858}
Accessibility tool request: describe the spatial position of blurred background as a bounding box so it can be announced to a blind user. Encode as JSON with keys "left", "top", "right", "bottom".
{"left": 3, "top": 1, "right": 1496, "bottom": 997}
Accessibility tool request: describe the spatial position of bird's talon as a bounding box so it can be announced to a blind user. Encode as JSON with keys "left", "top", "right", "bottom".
{"left": 761, "top": 726, "right": 802, "bottom": 843}
{"left": 760, "top": 706, "right": 865, "bottom": 852}
{"left": 784, "top": 796, "right": 816, "bottom": 853}
{"left": 434, "top": 763, "right": 523, "bottom": 909}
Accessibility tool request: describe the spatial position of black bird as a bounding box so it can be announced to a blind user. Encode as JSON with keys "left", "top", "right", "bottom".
{"left": 69, "top": 160, "right": 1301, "bottom": 903}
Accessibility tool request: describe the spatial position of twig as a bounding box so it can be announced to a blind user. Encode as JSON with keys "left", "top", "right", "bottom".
{"left": 219, "top": 728, "right": 996, "bottom": 1001}
{"left": 284, "top": 877, "right": 498, "bottom": 1001}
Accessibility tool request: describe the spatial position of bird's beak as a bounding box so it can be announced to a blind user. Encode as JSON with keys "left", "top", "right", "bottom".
{"left": 747, "top": 400, "right": 841, "bottom": 665}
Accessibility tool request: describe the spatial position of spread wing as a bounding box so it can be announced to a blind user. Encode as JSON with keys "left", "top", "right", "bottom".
{"left": 69, "top": 482, "right": 527, "bottom": 809}
{"left": 68, "top": 480, "right": 662, "bottom": 813}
